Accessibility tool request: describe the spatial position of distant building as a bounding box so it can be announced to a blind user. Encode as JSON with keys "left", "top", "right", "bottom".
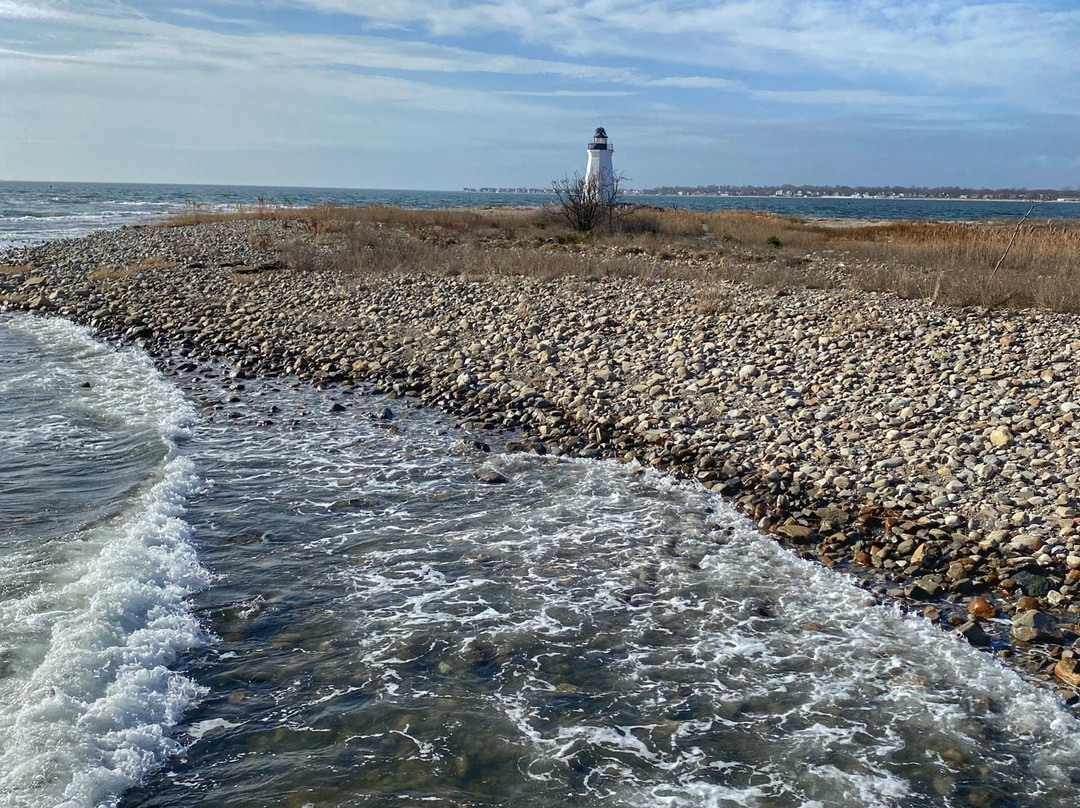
{"left": 585, "top": 127, "right": 616, "bottom": 203}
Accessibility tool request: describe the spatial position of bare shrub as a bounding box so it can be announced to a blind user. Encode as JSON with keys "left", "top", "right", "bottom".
{"left": 276, "top": 240, "right": 325, "bottom": 273}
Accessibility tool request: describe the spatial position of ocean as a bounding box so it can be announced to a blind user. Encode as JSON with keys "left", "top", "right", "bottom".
{"left": 2, "top": 180, "right": 1079, "bottom": 250}
{"left": 3, "top": 182, "right": 1080, "bottom": 808}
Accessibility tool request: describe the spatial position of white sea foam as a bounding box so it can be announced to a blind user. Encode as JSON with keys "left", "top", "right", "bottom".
{"left": 108, "top": 372, "right": 1080, "bottom": 805}
{"left": 4, "top": 316, "right": 192, "bottom": 441}
{"left": 0, "top": 316, "right": 208, "bottom": 808}
{"left": 320, "top": 450, "right": 1080, "bottom": 805}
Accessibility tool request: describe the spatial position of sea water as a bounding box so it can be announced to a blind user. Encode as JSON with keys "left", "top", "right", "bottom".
{"left": 4, "top": 184, "right": 1080, "bottom": 807}
{"left": 0, "top": 315, "right": 207, "bottom": 807}
{"left": 2, "top": 314, "right": 1080, "bottom": 808}
{"left": 3, "top": 180, "right": 1079, "bottom": 250}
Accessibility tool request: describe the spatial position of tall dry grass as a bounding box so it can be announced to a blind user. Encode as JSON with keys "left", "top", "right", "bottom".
{"left": 160, "top": 204, "right": 1080, "bottom": 313}
{"left": 834, "top": 219, "right": 1080, "bottom": 310}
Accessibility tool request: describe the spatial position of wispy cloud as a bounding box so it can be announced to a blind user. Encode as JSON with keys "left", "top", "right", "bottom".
{"left": 496, "top": 90, "right": 638, "bottom": 97}
{"left": 1, "top": 1, "right": 1078, "bottom": 188}
{"left": 0, "top": 0, "right": 63, "bottom": 20}
{"left": 646, "top": 76, "right": 742, "bottom": 90}
{"left": 754, "top": 89, "right": 956, "bottom": 109}
{"left": 282, "top": 1, "right": 1080, "bottom": 108}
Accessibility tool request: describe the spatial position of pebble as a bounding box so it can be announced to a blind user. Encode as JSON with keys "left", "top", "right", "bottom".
{"left": 5, "top": 216, "right": 1080, "bottom": 706}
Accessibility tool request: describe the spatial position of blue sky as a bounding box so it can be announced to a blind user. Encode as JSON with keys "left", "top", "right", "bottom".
{"left": 2, "top": 1, "right": 1079, "bottom": 189}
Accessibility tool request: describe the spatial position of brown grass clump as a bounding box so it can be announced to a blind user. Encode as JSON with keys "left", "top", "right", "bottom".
{"left": 161, "top": 202, "right": 549, "bottom": 236}
{"left": 839, "top": 219, "right": 1080, "bottom": 310}
{"left": 161, "top": 200, "right": 280, "bottom": 227}
{"left": 89, "top": 257, "right": 173, "bottom": 280}
{"left": 89, "top": 265, "right": 135, "bottom": 280}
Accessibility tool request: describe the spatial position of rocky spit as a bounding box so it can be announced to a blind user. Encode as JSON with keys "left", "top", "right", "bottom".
{"left": 4, "top": 218, "right": 1080, "bottom": 707}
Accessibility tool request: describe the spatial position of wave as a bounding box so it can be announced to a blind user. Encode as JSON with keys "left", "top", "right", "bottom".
{"left": 0, "top": 316, "right": 209, "bottom": 808}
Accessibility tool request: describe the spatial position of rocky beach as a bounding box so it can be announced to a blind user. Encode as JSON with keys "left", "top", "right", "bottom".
{"left": 4, "top": 213, "right": 1080, "bottom": 708}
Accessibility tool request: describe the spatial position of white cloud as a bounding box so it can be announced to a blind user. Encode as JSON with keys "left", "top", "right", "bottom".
{"left": 279, "top": 1, "right": 1080, "bottom": 110}
{"left": 754, "top": 89, "right": 955, "bottom": 109}
{"left": 646, "top": 76, "right": 742, "bottom": 90}
{"left": 3, "top": 1, "right": 1079, "bottom": 187}
{"left": 0, "top": 0, "right": 69, "bottom": 20}
{"left": 496, "top": 90, "right": 637, "bottom": 97}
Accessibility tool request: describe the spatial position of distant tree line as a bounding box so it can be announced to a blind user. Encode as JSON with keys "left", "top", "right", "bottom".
{"left": 632, "top": 184, "right": 1079, "bottom": 200}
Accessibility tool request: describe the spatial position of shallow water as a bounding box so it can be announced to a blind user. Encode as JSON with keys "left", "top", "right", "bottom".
{"left": 133, "top": 358, "right": 1080, "bottom": 807}
{"left": 0, "top": 315, "right": 207, "bottom": 808}
{"left": 4, "top": 314, "right": 1080, "bottom": 808}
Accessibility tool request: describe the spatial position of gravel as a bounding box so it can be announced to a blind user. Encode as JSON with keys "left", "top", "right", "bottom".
{"left": 4, "top": 218, "right": 1080, "bottom": 705}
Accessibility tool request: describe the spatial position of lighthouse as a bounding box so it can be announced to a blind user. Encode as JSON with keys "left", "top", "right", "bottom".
{"left": 585, "top": 126, "right": 615, "bottom": 203}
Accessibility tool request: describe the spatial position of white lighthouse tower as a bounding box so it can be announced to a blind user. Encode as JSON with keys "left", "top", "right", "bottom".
{"left": 585, "top": 126, "right": 615, "bottom": 203}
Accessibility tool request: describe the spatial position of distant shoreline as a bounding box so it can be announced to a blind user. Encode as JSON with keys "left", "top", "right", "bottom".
{"left": 465, "top": 189, "right": 1080, "bottom": 203}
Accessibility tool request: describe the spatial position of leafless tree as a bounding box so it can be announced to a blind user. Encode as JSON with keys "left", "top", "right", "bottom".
{"left": 549, "top": 171, "right": 631, "bottom": 233}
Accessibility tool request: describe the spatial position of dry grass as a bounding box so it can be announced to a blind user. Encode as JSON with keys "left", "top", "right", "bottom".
{"left": 89, "top": 265, "right": 135, "bottom": 280}
{"left": 160, "top": 203, "right": 1080, "bottom": 313}
{"left": 162, "top": 202, "right": 548, "bottom": 235}
{"left": 89, "top": 257, "right": 173, "bottom": 280}
{"left": 837, "top": 220, "right": 1080, "bottom": 310}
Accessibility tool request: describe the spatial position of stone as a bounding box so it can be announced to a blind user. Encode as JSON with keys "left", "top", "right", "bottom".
{"left": 1054, "top": 657, "right": 1080, "bottom": 688}
{"left": 946, "top": 560, "right": 968, "bottom": 580}
{"left": 775, "top": 523, "right": 814, "bottom": 543}
{"left": 1011, "top": 610, "right": 1062, "bottom": 644}
{"left": 474, "top": 467, "right": 509, "bottom": 484}
{"left": 1012, "top": 570, "right": 1055, "bottom": 598}
{"left": 957, "top": 620, "right": 992, "bottom": 648}
{"left": 905, "top": 576, "right": 943, "bottom": 599}
{"left": 1015, "top": 595, "right": 1042, "bottom": 612}
{"left": 1008, "top": 534, "right": 1043, "bottom": 554}
{"left": 989, "top": 426, "right": 1014, "bottom": 447}
{"left": 967, "top": 596, "right": 997, "bottom": 619}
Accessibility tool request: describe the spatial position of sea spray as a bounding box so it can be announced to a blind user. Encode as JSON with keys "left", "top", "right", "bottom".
{"left": 119, "top": 374, "right": 1080, "bottom": 807}
{"left": 0, "top": 315, "right": 209, "bottom": 808}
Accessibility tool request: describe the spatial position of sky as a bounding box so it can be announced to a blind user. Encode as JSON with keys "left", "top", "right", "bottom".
{"left": 1, "top": 1, "right": 1079, "bottom": 190}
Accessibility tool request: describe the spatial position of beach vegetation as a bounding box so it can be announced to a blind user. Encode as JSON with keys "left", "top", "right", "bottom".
{"left": 157, "top": 203, "right": 1080, "bottom": 313}
{"left": 548, "top": 171, "right": 632, "bottom": 233}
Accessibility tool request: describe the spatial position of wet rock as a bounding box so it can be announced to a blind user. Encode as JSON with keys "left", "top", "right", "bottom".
{"left": 1011, "top": 610, "right": 1063, "bottom": 644}
{"left": 967, "top": 595, "right": 997, "bottom": 619}
{"left": 956, "top": 620, "right": 992, "bottom": 648}
{"left": 1012, "top": 570, "right": 1055, "bottom": 598}
{"left": 905, "top": 576, "right": 944, "bottom": 600}
{"left": 775, "top": 523, "right": 814, "bottom": 543}
{"left": 1055, "top": 656, "right": 1080, "bottom": 688}
{"left": 475, "top": 467, "right": 509, "bottom": 485}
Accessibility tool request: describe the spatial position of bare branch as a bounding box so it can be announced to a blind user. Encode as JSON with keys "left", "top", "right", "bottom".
{"left": 548, "top": 171, "right": 630, "bottom": 233}
{"left": 990, "top": 199, "right": 1043, "bottom": 280}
